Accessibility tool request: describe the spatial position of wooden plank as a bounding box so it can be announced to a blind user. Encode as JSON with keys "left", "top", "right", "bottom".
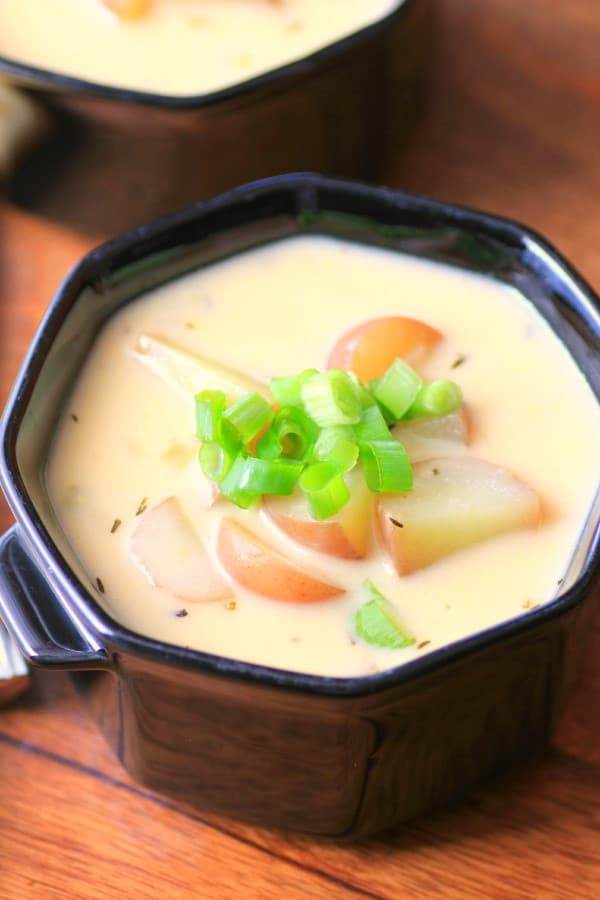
{"left": 0, "top": 740, "right": 369, "bottom": 900}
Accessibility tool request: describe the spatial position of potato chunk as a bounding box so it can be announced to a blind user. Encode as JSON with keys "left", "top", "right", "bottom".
{"left": 131, "top": 497, "right": 232, "bottom": 602}
{"left": 378, "top": 457, "right": 541, "bottom": 575}
{"left": 133, "top": 334, "right": 269, "bottom": 402}
{"left": 217, "top": 517, "right": 344, "bottom": 603}
{"left": 391, "top": 410, "right": 468, "bottom": 463}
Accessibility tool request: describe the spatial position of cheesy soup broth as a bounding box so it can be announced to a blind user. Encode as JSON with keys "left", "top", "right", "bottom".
{"left": 0, "top": 0, "right": 403, "bottom": 96}
{"left": 45, "top": 236, "right": 600, "bottom": 677}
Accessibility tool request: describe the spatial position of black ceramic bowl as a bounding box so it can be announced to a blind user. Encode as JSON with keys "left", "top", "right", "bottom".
{"left": 0, "top": 0, "right": 432, "bottom": 234}
{"left": 0, "top": 174, "right": 599, "bottom": 838}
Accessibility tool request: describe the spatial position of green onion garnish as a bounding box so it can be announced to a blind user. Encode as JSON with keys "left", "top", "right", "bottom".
{"left": 354, "top": 580, "right": 415, "bottom": 649}
{"left": 371, "top": 358, "right": 423, "bottom": 422}
{"left": 353, "top": 404, "right": 393, "bottom": 444}
{"left": 299, "top": 461, "right": 351, "bottom": 519}
{"left": 359, "top": 440, "right": 413, "bottom": 493}
{"left": 270, "top": 369, "right": 319, "bottom": 408}
{"left": 219, "top": 455, "right": 260, "bottom": 509}
{"left": 195, "top": 389, "right": 226, "bottom": 442}
{"left": 194, "top": 354, "right": 462, "bottom": 517}
{"left": 257, "top": 407, "right": 318, "bottom": 462}
{"left": 301, "top": 370, "right": 361, "bottom": 426}
{"left": 313, "top": 426, "right": 358, "bottom": 472}
{"left": 407, "top": 380, "right": 463, "bottom": 419}
{"left": 198, "top": 440, "right": 234, "bottom": 483}
{"left": 222, "top": 391, "right": 274, "bottom": 444}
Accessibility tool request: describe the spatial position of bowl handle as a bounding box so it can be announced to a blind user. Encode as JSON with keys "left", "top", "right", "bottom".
{"left": 0, "top": 526, "right": 111, "bottom": 670}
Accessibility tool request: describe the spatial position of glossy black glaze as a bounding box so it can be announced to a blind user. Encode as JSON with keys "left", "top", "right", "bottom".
{"left": 0, "top": 175, "right": 599, "bottom": 837}
{"left": 0, "top": 0, "right": 433, "bottom": 234}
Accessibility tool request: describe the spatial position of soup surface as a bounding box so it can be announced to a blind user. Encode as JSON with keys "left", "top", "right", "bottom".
{"left": 0, "top": 0, "right": 402, "bottom": 96}
{"left": 46, "top": 236, "right": 600, "bottom": 677}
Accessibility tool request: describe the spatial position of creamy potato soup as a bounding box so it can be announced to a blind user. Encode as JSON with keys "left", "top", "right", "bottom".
{"left": 0, "top": 0, "right": 403, "bottom": 96}
{"left": 46, "top": 236, "right": 600, "bottom": 677}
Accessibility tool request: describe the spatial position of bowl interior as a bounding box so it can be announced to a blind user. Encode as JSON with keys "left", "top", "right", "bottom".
{"left": 2, "top": 174, "right": 600, "bottom": 686}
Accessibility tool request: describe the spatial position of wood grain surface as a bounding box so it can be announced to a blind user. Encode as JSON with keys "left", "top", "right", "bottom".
{"left": 1, "top": 1, "right": 599, "bottom": 897}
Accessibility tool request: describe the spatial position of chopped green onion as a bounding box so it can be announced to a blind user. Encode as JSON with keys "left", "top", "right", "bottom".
{"left": 354, "top": 580, "right": 415, "bottom": 649}
{"left": 359, "top": 440, "right": 413, "bottom": 493}
{"left": 278, "top": 407, "right": 317, "bottom": 460}
{"left": 269, "top": 369, "right": 318, "bottom": 408}
{"left": 219, "top": 455, "right": 260, "bottom": 509}
{"left": 347, "top": 371, "right": 374, "bottom": 409}
{"left": 313, "top": 427, "right": 358, "bottom": 473}
{"left": 222, "top": 392, "right": 274, "bottom": 445}
{"left": 227, "top": 455, "right": 302, "bottom": 496}
{"left": 301, "top": 370, "right": 361, "bottom": 426}
{"left": 407, "top": 380, "right": 463, "bottom": 419}
{"left": 353, "top": 404, "right": 392, "bottom": 444}
{"left": 198, "top": 441, "right": 234, "bottom": 483}
{"left": 371, "top": 358, "right": 423, "bottom": 422}
{"left": 299, "top": 461, "right": 350, "bottom": 519}
{"left": 195, "top": 390, "right": 226, "bottom": 442}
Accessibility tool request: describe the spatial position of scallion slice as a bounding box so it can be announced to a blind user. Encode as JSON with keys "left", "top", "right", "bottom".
{"left": 407, "top": 380, "right": 463, "bottom": 419}
{"left": 299, "top": 461, "right": 350, "bottom": 519}
{"left": 222, "top": 391, "right": 274, "bottom": 444}
{"left": 219, "top": 455, "right": 260, "bottom": 509}
{"left": 354, "top": 580, "right": 415, "bottom": 649}
{"left": 198, "top": 441, "right": 234, "bottom": 483}
{"left": 301, "top": 370, "right": 361, "bottom": 426}
{"left": 371, "top": 358, "right": 423, "bottom": 422}
{"left": 269, "top": 369, "right": 319, "bottom": 408}
{"left": 353, "top": 404, "right": 392, "bottom": 444}
{"left": 359, "top": 440, "right": 413, "bottom": 493}
{"left": 313, "top": 427, "right": 358, "bottom": 473}
{"left": 195, "top": 389, "right": 226, "bottom": 442}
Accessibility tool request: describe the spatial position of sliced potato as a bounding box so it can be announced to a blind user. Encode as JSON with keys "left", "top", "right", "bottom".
{"left": 217, "top": 517, "right": 344, "bottom": 603}
{"left": 131, "top": 497, "right": 231, "bottom": 602}
{"left": 264, "top": 467, "right": 372, "bottom": 559}
{"left": 378, "top": 456, "right": 541, "bottom": 575}
{"left": 391, "top": 410, "right": 468, "bottom": 463}
{"left": 101, "top": 0, "right": 151, "bottom": 18}
{"left": 326, "top": 316, "right": 442, "bottom": 382}
{"left": 133, "top": 334, "right": 269, "bottom": 402}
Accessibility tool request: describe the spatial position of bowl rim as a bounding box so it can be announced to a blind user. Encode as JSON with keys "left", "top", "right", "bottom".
{"left": 1, "top": 172, "right": 599, "bottom": 697}
{"left": 0, "top": 0, "right": 414, "bottom": 110}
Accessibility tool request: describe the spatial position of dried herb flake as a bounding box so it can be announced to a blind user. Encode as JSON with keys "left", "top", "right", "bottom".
{"left": 175, "top": 608, "right": 188, "bottom": 618}
{"left": 389, "top": 517, "right": 404, "bottom": 529}
{"left": 451, "top": 354, "right": 467, "bottom": 369}
{"left": 110, "top": 518, "right": 122, "bottom": 534}
{"left": 71, "top": 413, "right": 79, "bottom": 423}
{"left": 417, "top": 640, "right": 431, "bottom": 650}
{"left": 136, "top": 497, "right": 149, "bottom": 516}
{"left": 95, "top": 577, "right": 105, "bottom": 594}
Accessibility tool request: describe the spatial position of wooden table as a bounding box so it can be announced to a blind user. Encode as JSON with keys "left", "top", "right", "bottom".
{"left": 1, "top": 1, "right": 599, "bottom": 896}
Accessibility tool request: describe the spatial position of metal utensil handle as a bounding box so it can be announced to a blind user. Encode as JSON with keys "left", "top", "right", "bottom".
{"left": 0, "top": 526, "right": 110, "bottom": 670}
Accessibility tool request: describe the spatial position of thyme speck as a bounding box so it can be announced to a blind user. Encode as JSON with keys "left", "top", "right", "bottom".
{"left": 71, "top": 413, "right": 79, "bottom": 423}
{"left": 451, "top": 354, "right": 467, "bottom": 369}
{"left": 95, "top": 577, "right": 105, "bottom": 594}
{"left": 175, "top": 608, "right": 188, "bottom": 618}
{"left": 110, "top": 518, "right": 122, "bottom": 534}
{"left": 417, "top": 640, "right": 431, "bottom": 650}
{"left": 432, "top": 467, "right": 440, "bottom": 476}
{"left": 136, "top": 497, "right": 148, "bottom": 516}
{"left": 389, "top": 517, "right": 404, "bottom": 529}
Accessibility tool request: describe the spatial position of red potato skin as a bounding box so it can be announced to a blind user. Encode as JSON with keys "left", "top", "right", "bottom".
{"left": 264, "top": 498, "right": 362, "bottom": 560}
{"left": 217, "top": 517, "right": 344, "bottom": 603}
{"left": 326, "top": 316, "right": 443, "bottom": 382}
